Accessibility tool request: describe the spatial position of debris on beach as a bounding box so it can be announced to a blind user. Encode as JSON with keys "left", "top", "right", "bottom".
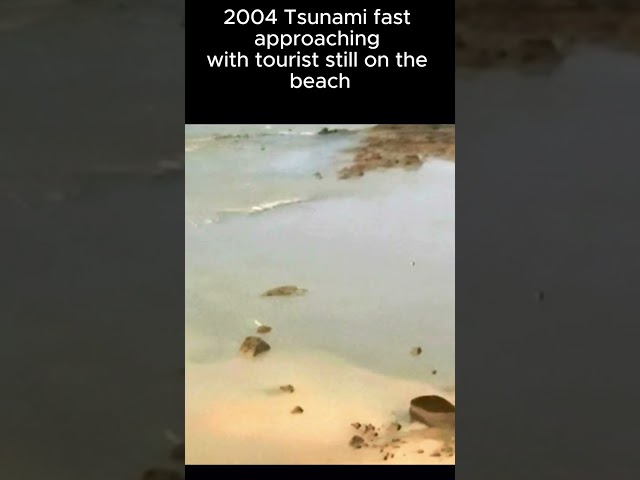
{"left": 417, "top": 449, "right": 424, "bottom": 454}
{"left": 409, "top": 395, "right": 455, "bottom": 428}
{"left": 291, "top": 406, "right": 304, "bottom": 414}
{"left": 239, "top": 336, "right": 271, "bottom": 357}
{"left": 314, "top": 172, "right": 323, "bottom": 179}
{"left": 432, "top": 369, "right": 438, "bottom": 375}
{"left": 383, "top": 453, "right": 389, "bottom": 460}
{"left": 350, "top": 435, "right": 365, "bottom": 448}
{"left": 431, "top": 451, "right": 442, "bottom": 457}
{"left": 351, "top": 422, "right": 361, "bottom": 430}
{"left": 279, "top": 384, "right": 295, "bottom": 393}
{"left": 410, "top": 346, "right": 422, "bottom": 356}
{"left": 388, "top": 422, "right": 402, "bottom": 431}
{"left": 140, "top": 468, "right": 183, "bottom": 480}
{"left": 261, "top": 285, "right": 308, "bottom": 297}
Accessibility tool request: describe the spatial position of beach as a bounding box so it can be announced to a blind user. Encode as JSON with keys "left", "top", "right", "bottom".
{"left": 185, "top": 124, "right": 456, "bottom": 464}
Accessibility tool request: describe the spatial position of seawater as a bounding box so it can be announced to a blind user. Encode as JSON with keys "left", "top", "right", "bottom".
{"left": 185, "top": 125, "right": 455, "bottom": 387}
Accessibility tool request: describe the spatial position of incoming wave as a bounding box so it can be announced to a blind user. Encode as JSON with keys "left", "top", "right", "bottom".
{"left": 220, "top": 197, "right": 305, "bottom": 214}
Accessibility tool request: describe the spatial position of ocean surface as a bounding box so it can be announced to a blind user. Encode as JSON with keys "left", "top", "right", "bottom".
{"left": 185, "top": 125, "right": 456, "bottom": 388}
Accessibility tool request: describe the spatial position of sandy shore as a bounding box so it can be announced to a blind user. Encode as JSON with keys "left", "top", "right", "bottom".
{"left": 338, "top": 125, "right": 455, "bottom": 179}
{"left": 186, "top": 348, "right": 454, "bottom": 465}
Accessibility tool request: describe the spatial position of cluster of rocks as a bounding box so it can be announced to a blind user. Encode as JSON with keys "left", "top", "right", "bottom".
{"left": 236, "top": 286, "right": 310, "bottom": 414}
{"left": 338, "top": 125, "right": 455, "bottom": 179}
{"left": 345, "top": 395, "right": 455, "bottom": 461}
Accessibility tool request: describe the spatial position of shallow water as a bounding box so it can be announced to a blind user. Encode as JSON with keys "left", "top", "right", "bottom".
{"left": 185, "top": 126, "right": 456, "bottom": 387}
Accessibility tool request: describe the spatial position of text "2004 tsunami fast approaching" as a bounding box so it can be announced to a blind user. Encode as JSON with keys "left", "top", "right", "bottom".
{"left": 212, "top": 9, "right": 422, "bottom": 89}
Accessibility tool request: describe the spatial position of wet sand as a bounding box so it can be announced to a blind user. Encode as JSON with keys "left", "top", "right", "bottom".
{"left": 185, "top": 128, "right": 455, "bottom": 464}
{"left": 186, "top": 348, "right": 454, "bottom": 465}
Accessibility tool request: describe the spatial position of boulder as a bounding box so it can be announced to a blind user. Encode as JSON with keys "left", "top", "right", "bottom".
{"left": 239, "top": 336, "right": 271, "bottom": 357}
{"left": 409, "top": 395, "right": 455, "bottom": 428}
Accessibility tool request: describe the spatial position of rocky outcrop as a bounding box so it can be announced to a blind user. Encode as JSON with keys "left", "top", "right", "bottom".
{"left": 409, "top": 395, "right": 455, "bottom": 428}
{"left": 338, "top": 125, "right": 455, "bottom": 179}
{"left": 239, "top": 336, "right": 271, "bottom": 357}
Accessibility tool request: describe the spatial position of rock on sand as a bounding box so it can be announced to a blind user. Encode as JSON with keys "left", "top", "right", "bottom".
{"left": 261, "top": 285, "right": 308, "bottom": 297}
{"left": 239, "top": 336, "right": 271, "bottom": 357}
{"left": 409, "top": 395, "right": 455, "bottom": 428}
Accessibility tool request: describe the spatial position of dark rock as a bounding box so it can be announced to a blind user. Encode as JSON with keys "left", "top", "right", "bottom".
{"left": 410, "top": 347, "right": 422, "bottom": 356}
{"left": 256, "top": 325, "right": 272, "bottom": 334}
{"left": 388, "top": 422, "right": 402, "bottom": 431}
{"left": 314, "top": 172, "right": 323, "bottom": 179}
{"left": 279, "top": 384, "right": 295, "bottom": 393}
{"left": 350, "top": 435, "right": 365, "bottom": 448}
{"left": 170, "top": 442, "right": 184, "bottom": 461}
{"left": 291, "top": 406, "right": 304, "bottom": 414}
{"left": 410, "top": 395, "right": 455, "bottom": 428}
{"left": 383, "top": 453, "right": 389, "bottom": 460}
{"left": 417, "top": 449, "right": 424, "bottom": 454}
{"left": 141, "top": 469, "right": 183, "bottom": 480}
{"left": 432, "top": 369, "right": 438, "bottom": 375}
{"left": 431, "top": 451, "right": 441, "bottom": 457}
{"left": 239, "top": 336, "right": 271, "bottom": 357}
{"left": 318, "top": 127, "right": 343, "bottom": 135}
{"left": 262, "top": 285, "right": 307, "bottom": 297}
{"left": 351, "top": 422, "right": 361, "bottom": 429}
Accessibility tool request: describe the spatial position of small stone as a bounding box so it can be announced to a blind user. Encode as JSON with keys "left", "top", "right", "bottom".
{"left": 351, "top": 422, "right": 361, "bottom": 429}
{"left": 410, "top": 347, "right": 422, "bottom": 356}
{"left": 391, "top": 453, "right": 395, "bottom": 458}
{"left": 279, "top": 384, "right": 295, "bottom": 393}
{"left": 417, "top": 449, "right": 424, "bottom": 454}
{"left": 432, "top": 369, "right": 438, "bottom": 375}
{"left": 349, "top": 435, "right": 365, "bottom": 448}
{"left": 256, "top": 325, "right": 272, "bottom": 334}
{"left": 262, "top": 285, "right": 307, "bottom": 297}
{"left": 239, "top": 336, "right": 271, "bottom": 357}
{"left": 314, "top": 172, "right": 323, "bottom": 179}
{"left": 291, "top": 406, "right": 304, "bottom": 414}
{"left": 383, "top": 453, "right": 389, "bottom": 461}
{"left": 431, "top": 452, "right": 441, "bottom": 457}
